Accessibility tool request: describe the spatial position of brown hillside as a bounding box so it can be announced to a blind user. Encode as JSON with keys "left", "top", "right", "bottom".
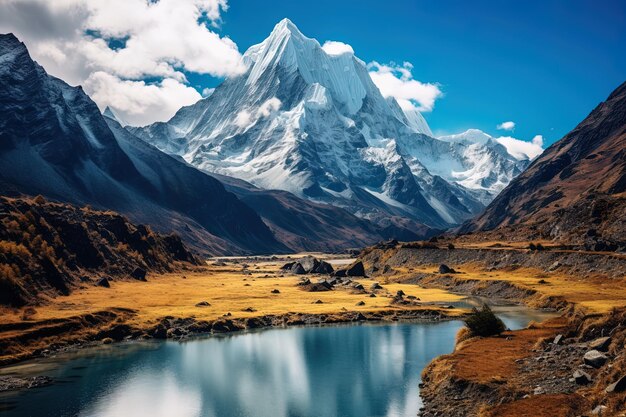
{"left": 0, "top": 195, "right": 198, "bottom": 307}
{"left": 462, "top": 81, "right": 626, "bottom": 249}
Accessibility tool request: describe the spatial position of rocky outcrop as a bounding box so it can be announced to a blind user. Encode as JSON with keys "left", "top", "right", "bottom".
{"left": 280, "top": 256, "right": 335, "bottom": 275}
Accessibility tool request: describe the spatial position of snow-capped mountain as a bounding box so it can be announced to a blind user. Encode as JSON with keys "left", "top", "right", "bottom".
{"left": 131, "top": 19, "right": 532, "bottom": 229}
{"left": 0, "top": 33, "right": 285, "bottom": 255}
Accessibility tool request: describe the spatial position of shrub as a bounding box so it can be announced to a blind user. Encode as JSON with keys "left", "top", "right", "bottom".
{"left": 448, "top": 243, "right": 455, "bottom": 250}
{"left": 463, "top": 304, "right": 506, "bottom": 337}
{"left": 528, "top": 243, "right": 537, "bottom": 251}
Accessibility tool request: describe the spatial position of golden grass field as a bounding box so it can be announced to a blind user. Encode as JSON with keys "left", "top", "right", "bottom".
{"left": 382, "top": 263, "right": 626, "bottom": 314}
{"left": 0, "top": 261, "right": 466, "bottom": 329}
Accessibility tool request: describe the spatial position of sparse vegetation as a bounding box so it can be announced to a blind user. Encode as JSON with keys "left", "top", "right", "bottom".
{"left": 0, "top": 196, "right": 198, "bottom": 306}
{"left": 463, "top": 304, "right": 506, "bottom": 337}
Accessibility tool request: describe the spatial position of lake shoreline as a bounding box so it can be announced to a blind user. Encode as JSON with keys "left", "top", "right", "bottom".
{"left": 0, "top": 306, "right": 456, "bottom": 373}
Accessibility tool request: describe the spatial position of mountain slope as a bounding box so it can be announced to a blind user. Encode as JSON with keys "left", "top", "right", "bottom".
{"left": 0, "top": 33, "right": 285, "bottom": 255}
{"left": 462, "top": 81, "right": 626, "bottom": 248}
{"left": 130, "top": 19, "right": 531, "bottom": 231}
{"left": 211, "top": 173, "right": 432, "bottom": 252}
{"left": 0, "top": 195, "right": 198, "bottom": 306}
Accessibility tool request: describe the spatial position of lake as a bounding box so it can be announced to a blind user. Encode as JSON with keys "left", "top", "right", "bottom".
{"left": 0, "top": 306, "right": 554, "bottom": 417}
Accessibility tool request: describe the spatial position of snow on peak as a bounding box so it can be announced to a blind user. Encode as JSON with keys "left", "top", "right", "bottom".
{"left": 321, "top": 41, "right": 354, "bottom": 56}
{"left": 402, "top": 107, "right": 433, "bottom": 136}
{"left": 242, "top": 19, "right": 368, "bottom": 114}
{"left": 438, "top": 129, "right": 493, "bottom": 146}
{"left": 439, "top": 129, "right": 544, "bottom": 161}
{"left": 102, "top": 106, "right": 127, "bottom": 126}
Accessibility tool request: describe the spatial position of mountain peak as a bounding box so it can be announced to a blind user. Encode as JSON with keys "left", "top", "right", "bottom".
{"left": 102, "top": 106, "right": 126, "bottom": 126}
{"left": 0, "top": 33, "right": 28, "bottom": 58}
{"left": 271, "top": 18, "right": 304, "bottom": 38}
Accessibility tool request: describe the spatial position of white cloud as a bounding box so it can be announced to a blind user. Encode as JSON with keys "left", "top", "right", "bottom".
{"left": 368, "top": 61, "right": 442, "bottom": 112}
{"left": 257, "top": 97, "right": 281, "bottom": 117}
{"left": 202, "top": 88, "right": 215, "bottom": 97}
{"left": 233, "top": 98, "right": 281, "bottom": 129}
{"left": 496, "top": 135, "right": 544, "bottom": 160}
{"left": 0, "top": 0, "right": 245, "bottom": 126}
{"left": 234, "top": 110, "right": 252, "bottom": 129}
{"left": 321, "top": 41, "right": 354, "bottom": 56}
{"left": 497, "top": 121, "right": 516, "bottom": 131}
{"left": 84, "top": 72, "right": 202, "bottom": 126}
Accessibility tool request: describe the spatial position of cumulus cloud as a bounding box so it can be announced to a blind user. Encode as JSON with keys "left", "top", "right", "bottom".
{"left": 257, "top": 97, "right": 282, "bottom": 117}
{"left": 496, "top": 135, "right": 544, "bottom": 160}
{"left": 497, "top": 121, "right": 516, "bottom": 131}
{"left": 368, "top": 61, "right": 442, "bottom": 112}
{"left": 202, "top": 88, "right": 215, "bottom": 97}
{"left": 234, "top": 110, "right": 252, "bottom": 129}
{"left": 0, "top": 0, "right": 245, "bottom": 125}
{"left": 321, "top": 41, "right": 354, "bottom": 56}
{"left": 84, "top": 72, "right": 202, "bottom": 126}
{"left": 233, "top": 98, "right": 282, "bottom": 129}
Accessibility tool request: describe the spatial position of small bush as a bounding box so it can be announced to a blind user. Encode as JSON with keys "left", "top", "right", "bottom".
{"left": 448, "top": 243, "right": 455, "bottom": 250}
{"left": 463, "top": 304, "right": 506, "bottom": 337}
{"left": 528, "top": 243, "right": 537, "bottom": 251}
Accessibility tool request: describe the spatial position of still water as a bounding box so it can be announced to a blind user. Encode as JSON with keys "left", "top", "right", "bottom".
{"left": 0, "top": 307, "right": 553, "bottom": 417}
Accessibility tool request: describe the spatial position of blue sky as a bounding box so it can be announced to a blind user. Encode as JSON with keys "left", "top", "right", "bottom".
{"left": 1, "top": 0, "right": 624, "bottom": 144}
{"left": 195, "top": 0, "right": 626, "bottom": 146}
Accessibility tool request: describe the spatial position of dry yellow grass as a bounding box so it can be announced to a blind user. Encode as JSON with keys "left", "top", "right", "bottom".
{"left": 0, "top": 262, "right": 465, "bottom": 328}
{"left": 383, "top": 263, "right": 626, "bottom": 313}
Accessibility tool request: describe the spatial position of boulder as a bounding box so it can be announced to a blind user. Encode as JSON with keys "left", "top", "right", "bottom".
{"left": 312, "top": 299, "right": 324, "bottom": 304}
{"left": 369, "top": 293, "right": 377, "bottom": 297}
{"left": 438, "top": 264, "right": 455, "bottom": 274}
{"left": 312, "top": 261, "right": 334, "bottom": 274}
{"left": 333, "top": 269, "right": 347, "bottom": 278}
{"left": 298, "top": 256, "right": 320, "bottom": 273}
{"left": 356, "top": 301, "right": 365, "bottom": 306}
{"left": 396, "top": 290, "right": 405, "bottom": 297}
{"left": 370, "top": 282, "right": 383, "bottom": 290}
{"left": 297, "top": 278, "right": 311, "bottom": 286}
{"left": 96, "top": 277, "right": 110, "bottom": 288}
{"left": 346, "top": 261, "right": 365, "bottom": 277}
{"left": 307, "top": 282, "right": 332, "bottom": 292}
{"left": 573, "top": 369, "right": 592, "bottom": 385}
{"left": 195, "top": 301, "right": 211, "bottom": 307}
{"left": 352, "top": 283, "right": 365, "bottom": 291}
{"left": 583, "top": 350, "right": 608, "bottom": 368}
{"left": 588, "top": 336, "right": 611, "bottom": 352}
{"left": 553, "top": 334, "right": 564, "bottom": 345}
{"left": 271, "top": 289, "right": 280, "bottom": 294}
{"left": 605, "top": 374, "right": 626, "bottom": 393}
{"left": 130, "top": 267, "right": 147, "bottom": 281}
{"left": 291, "top": 263, "right": 306, "bottom": 275}
{"left": 281, "top": 262, "right": 295, "bottom": 270}
{"left": 150, "top": 324, "right": 167, "bottom": 339}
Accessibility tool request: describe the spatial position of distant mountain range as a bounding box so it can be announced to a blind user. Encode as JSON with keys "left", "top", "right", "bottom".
{"left": 0, "top": 24, "right": 542, "bottom": 255}
{"left": 130, "top": 19, "right": 532, "bottom": 232}
{"left": 462, "top": 81, "right": 626, "bottom": 250}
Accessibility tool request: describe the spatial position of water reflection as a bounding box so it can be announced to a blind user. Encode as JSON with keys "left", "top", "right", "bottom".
{"left": 1, "top": 308, "right": 553, "bottom": 417}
